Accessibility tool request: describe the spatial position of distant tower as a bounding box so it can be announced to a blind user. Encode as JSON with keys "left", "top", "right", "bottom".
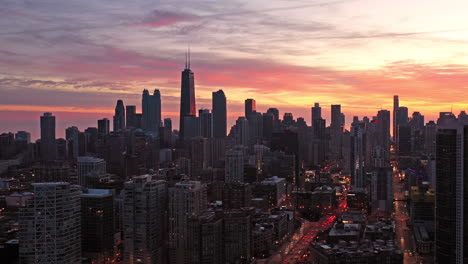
{"left": 113, "top": 100, "right": 125, "bottom": 131}
{"left": 212, "top": 90, "right": 227, "bottom": 138}
{"left": 142, "top": 89, "right": 162, "bottom": 132}
{"left": 66, "top": 126, "right": 80, "bottom": 160}
{"left": 179, "top": 50, "right": 196, "bottom": 140}
{"left": 393, "top": 95, "right": 399, "bottom": 141}
{"left": 199, "top": 109, "right": 213, "bottom": 138}
{"left": 311, "top": 103, "right": 322, "bottom": 121}
{"left": 19, "top": 183, "right": 81, "bottom": 264}
{"left": 97, "top": 118, "right": 110, "bottom": 138}
{"left": 40, "top": 112, "right": 57, "bottom": 160}
{"left": 245, "top": 99, "right": 256, "bottom": 119}
{"left": 126, "top": 105, "right": 137, "bottom": 128}
{"left": 267, "top": 108, "right": 279, "bottom": 121}
{"left": 330, "top": 104, "right": 342, "bottom": 129}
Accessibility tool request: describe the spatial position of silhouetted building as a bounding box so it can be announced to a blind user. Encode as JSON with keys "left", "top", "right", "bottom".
{"left": 212, "top": 90, "right": 227, "bottom": 138}
{"left": 312, "top": 103, "right": 322, "bottom": 121}
{"left": 126, "top": 105, "right": 137, "bottom": 128}
{"left": 80, "top": 189, "right": 114, "bottom": 263}
{"left": 199, "top": 109, "right": 213, "bottom": 138}
{"left": 66, "top": 126, "right": 79, "bottom": 160}
{"left": 435, "top": 116, "right": 468, "bottom": 264}
{"left": 40, "top": 112, "right": 57, "bottom": 160}
{"left": 142, "top": 89, "right": 162, "bottom": 131}
{"left": 245, "top": 99, "right": 256, "bottom": 119}
{"left": 179, "top": 53, "right": 196, "bottom": 140}
{"left": 113, "top": 100, "right": 125, "bottom": 132}
{"left": 393, "top": 95, "right": 399, "bottom": 141}
{"left": 98, "top": 118, "right": 110, "bottom": 138}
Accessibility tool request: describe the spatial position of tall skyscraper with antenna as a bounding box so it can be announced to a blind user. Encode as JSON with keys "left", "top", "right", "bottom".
{"left": 179, "top": 49, "right": 196, "bottom": 140}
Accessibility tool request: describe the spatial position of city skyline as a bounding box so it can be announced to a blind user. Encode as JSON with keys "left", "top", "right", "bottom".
{"left": 2, "top": 0, "right": 468, "bottom": 139}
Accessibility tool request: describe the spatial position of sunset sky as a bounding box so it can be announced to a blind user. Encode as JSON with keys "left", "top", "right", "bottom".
{"left": 1, "top": 0, "right": 468, "bottom": 139}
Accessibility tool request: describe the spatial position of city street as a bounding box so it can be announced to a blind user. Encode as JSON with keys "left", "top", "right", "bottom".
{"left": 263, "top": 200, "right": 347, "bottom": 264}
{"left": 393, "top": 167, "right": 418, "bottom": 264}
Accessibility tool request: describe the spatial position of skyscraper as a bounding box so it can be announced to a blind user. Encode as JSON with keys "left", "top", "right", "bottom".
{"left": 123, "top": 175, "right": 167, "bottom": 264}
{"left": 267, "top": 108, "right": 279, "bottom": 121}
{"left": 80, "top": 189, "right": 114, "bottom": 263}
{"left": 169, "top": 180, "right": 207, "bottom": 264}
{"left": 179, "top": 52, "right": 196, "bottom": 140}
{"left": 66, "top": 126, "right": 79, "bottom": 160}
{"left": 113, "top": 100, "right": 125, "bottom": 132}
{"left": 77, "top": 156, "right": 106, "bottom": 187}
{"left": 393, "top": 95, "right": 399, "bottom": 140}
{"left": 97, "top": 118, "right": 110, "bottom": 138}
{"left": 199, "top": 109, "right": 213, "bottom": 138}
{"left": 212, "top": 89, "right": 227, "bottom": 138}
{"left": 312, "top": 103, "right": 322, "bottom": 121}
{"left": 126, "top": 105, "right": 137, "bottom": 128}
{"left": 245, "top": 99, "right": 256, "bottom": 119}
{"left": 225, "top": 149, "right": 244, "bottom": 183}
{"left": 330, "top": 105, "right": 343, "bottom": 161}
{"left": 376, "top": 110, "right": 391, "bottom": 163}
{"left": 19, "top": 182, "right": 81, "bottom": 264}
{"left": 142, "top": 89, "right": 162, "bottom": 132}
{"left": 234, "top": 117, "right": 250, "bottom": 146}
{"left": 330, "top": 104, "right": 342, "bottom": 129}
{"left": 40, "top": 112, "right": 57, "bottom": 161}
{"left": 435, "top": 115, "right": 468, "bottom": 264}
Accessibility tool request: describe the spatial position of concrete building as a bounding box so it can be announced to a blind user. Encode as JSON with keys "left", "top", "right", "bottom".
{"left": 123, "top": 175, "right": 167, "bottom": 264}
{"left": 169, "top": 180, "right": 207, "bottom": 264}
{"left": 77, "top": 156, "right": 106, "bottom": 187}
{"left": 19, "top": 183, "right": 81, "bottom": 264}
{"left": 225, "top": 149, "right": 244, "bottom": 183}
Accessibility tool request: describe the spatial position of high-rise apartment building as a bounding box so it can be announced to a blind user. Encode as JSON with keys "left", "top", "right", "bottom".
{"left": 77, "top": 156, "right": 107, "bottom": 187}
{"left": 225, "top": 149, "right": 244, "bottom": 183}
{"left": 123, "top": 175, "right": 167, "bottom": 264}
{"left": 19, "top": 182, "right": 81, "bottom": 264}
{"left": 169, "top": 180, "right": 207, "bottom": 264}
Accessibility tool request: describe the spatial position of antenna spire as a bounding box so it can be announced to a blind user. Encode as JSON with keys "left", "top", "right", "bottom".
{"left": 188, "top": 46, "right": 191, "bottom": 69}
